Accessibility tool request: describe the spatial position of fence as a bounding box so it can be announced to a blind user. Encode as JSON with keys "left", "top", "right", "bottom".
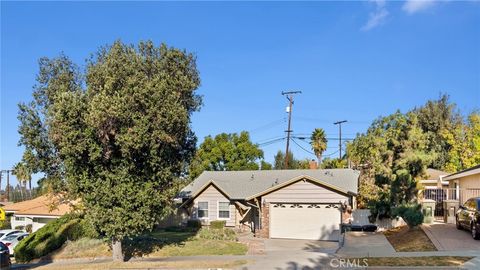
{"left": 421, "top": 188, "right": 480, "bottom": 219}
{"left": 351, "top": 209, "right": 406, "bottom": 231}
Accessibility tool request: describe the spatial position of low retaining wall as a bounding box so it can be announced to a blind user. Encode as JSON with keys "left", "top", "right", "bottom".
{"left": 352, "top": 209, "right": 406, "bottom": 231}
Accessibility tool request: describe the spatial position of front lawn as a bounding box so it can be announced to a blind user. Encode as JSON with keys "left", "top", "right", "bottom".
{"left": 384, "top": 225, "right": 437, "bottom": 252}
{"left": 50, "top": 228, "right": 247, "bottom": 260}
{"left": 352, "top": 256, "right": 472, "bottom": 267}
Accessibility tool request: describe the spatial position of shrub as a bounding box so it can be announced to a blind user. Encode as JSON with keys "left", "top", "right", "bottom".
{"left": 196, "top": 227, "right": 236, "bottom": 241}
{"left": 186, "top": 219, "right": 202, "bottom": 230}
{"left": 392, "top": 203, "right": 424, "bottom": 228}
{"left": 0, "top": 220, "right": 11, "bottom": 230}
{"left": 15, "top": 225, "right": 25, "bottom": 230}
{"left": 210, "top": 220, "right": 226, "bottom": 229}
{"left": 25, "top": 224, "right": 32, "bottom": 233}
{"left": 14, "top": 214, "right": 98, "bottom": 262}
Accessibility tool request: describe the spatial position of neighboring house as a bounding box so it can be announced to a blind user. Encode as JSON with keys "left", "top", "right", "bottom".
{"left": 419, "top": 168, "right": 449, "bottom": 189}
{"left": 444, "top": 164, "right": 480, "bottom": 204}
{"left": 2, "top": 195, "right": 71, "bottom": 232}
{"left": 179, "top": 169, "right": 359, "bottom": 241}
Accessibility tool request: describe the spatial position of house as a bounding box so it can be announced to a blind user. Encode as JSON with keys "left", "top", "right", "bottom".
{"left": 179, "top": 169, "right": 359, "bottom": 241}
{"left": 419, "top": 168, "right": 449, "bottom": 189}
{"left": 444, "top": 164, "right": 480, "bottom": 204}
{"left": 2, "top": 195, "right": 71, "bottom": 232}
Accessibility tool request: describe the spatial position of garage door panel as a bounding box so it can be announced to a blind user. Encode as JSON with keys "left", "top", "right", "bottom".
{"left": 270, "top": 203, "right": 340, "bottom": 241}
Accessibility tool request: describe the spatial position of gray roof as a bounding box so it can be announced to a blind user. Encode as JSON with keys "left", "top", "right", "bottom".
{"left": 180, "top": 169, "right": 360, "bottom": 200}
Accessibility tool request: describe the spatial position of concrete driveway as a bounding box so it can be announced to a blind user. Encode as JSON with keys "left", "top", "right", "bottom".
{"left": 422, "top": 223, "right": 480, "bottom": 251}
{"left": 337, "top": 231, "right": 395, "bottom": 257}
{"left": 241, "top": 239, "right": 339, "bottom": 270}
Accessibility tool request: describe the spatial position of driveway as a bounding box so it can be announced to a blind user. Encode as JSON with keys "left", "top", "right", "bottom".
{"left": 241, "top": 238, "right": 339, "bottom": 270}
{"left": 337, "top": 231, "right": 396, "bottom": 257}
{"left": 422, "top": 223, "right": 480, "bottom": 251}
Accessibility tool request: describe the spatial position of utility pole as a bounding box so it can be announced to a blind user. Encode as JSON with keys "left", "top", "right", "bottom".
{"left": 334, "top": 120, "right": 347, "bottom": 159}
{"left": 282, "top": 90, "right": 301, "bottom": 168}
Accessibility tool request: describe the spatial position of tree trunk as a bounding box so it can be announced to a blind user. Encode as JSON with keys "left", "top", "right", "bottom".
{"left": 112, "top": 237, "right": 124, "bottom": 262}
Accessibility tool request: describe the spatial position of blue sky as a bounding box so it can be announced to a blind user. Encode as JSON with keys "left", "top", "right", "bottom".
{"left": 1, "top": 1, "right": 479, "bottom": 186}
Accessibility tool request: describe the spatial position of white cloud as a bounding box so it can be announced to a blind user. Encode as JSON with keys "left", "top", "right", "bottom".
{"left": 402, "top": 0, "right": 436, "bottom": 14}
{"left": 361, "top": 0, "right": 389, "bottom": 31}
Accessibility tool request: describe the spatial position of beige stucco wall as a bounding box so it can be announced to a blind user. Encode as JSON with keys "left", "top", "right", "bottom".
{"left": 193, "top": 184, "right": 236, "bottom": 227}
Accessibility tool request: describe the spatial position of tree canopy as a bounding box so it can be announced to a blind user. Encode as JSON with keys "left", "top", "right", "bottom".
{"left": 273, "top": 150, "right": 310, "bottom": 170}
{"left": 189, "top": 131, "right": 265, "bottom": 179}
{"left": 17, "top": 40, "right": 202, "bottom": 261}
{"left": 347, "top": 94, "right": 480, "bottom": 215}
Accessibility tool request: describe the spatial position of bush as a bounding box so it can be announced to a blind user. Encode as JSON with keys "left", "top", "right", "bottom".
{"left": 15, "top": 225, "right": 25, "bottom": 230}
{"left": 210, "top": 220, "right": 226, "bottom": 229}
{"left": 392, "top": 203, "right": 424, "bottom": 228}
{"left": 25, "top": 224, "right": 32, "bottom": 233}
{"left": 196, "top": 227, "right": 236, "bottom": 241}
{"left": 14, "top": 214, "right": 98, "bottom": 262}
{"left": 186, "top": 219, "right": 202, "bottom": 230}
{"left": 0, "top": 219, "right": 11, "bottom": 230}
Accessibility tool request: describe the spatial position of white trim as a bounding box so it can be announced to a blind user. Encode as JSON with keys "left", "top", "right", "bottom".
{"left": 217, "top": 201, "right": 230, "bottom": 220}
{"left": 14, "top": 214, "right": 61, "bottom": 219}
{"left": 444, "top": 167, "right": 480, "bottom": 181}
{"left": 197, "top": 201, "right": 209, "bottom": 220}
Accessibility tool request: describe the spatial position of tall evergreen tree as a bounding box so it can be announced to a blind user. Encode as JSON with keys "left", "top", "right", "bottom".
{"left": 17, "top": 40, "right": 201, "bottom": 261}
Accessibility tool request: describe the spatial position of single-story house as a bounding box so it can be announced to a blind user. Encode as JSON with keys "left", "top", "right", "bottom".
{"left": 444, "top": 164, "right": 480, "bottom": 204}
{"left": 419, "top": 168, "right": 449, "bottom": 189}
{"left": 179, "top": 169, "right": 359, "bottom": 241}
{"left": 2, "top": 195, "right": 71, "bottom": 232}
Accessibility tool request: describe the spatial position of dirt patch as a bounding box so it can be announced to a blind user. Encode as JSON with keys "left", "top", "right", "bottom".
{"left": 384, "top": 225, "right": 437, "bottom": 252}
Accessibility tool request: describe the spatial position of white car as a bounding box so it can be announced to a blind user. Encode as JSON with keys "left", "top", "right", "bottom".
{"left": 1, "top": 233, "right": 29, "bottom": 255}
{"left": 0, "top": 230, "right": 23, "bottom": 241}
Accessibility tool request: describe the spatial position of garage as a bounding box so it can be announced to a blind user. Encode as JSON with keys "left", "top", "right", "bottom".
{"left": 269, "top": 203, "right": 341, "bottom": 241}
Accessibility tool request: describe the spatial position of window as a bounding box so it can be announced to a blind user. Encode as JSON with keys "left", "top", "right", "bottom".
{"left": 15, "top": 216, "right": 25, "bottom": 221}
{"left": 198, "top": 202, "right": 208, "bottom": 218}
{"left": 218, "top": 202, "right": 230, "bottom": 219}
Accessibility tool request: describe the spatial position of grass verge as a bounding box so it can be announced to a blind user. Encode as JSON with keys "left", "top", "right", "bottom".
{"left": 352, "top": 256, "right": 472, "bottom": 267}
{"left": 384, "top": 225, "right": 437, "bottom": 252}
{"left": 35, "top": 259, "right": 248, "bottom": 270}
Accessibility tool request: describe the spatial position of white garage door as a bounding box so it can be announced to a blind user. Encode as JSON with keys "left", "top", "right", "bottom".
{"left": 270, "top": 203, "right": 341, "bottom": 241}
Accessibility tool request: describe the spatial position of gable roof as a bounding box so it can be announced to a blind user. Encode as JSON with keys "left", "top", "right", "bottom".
{"left": 424, "top": 168, "right": 449, "bottom": 180}
{"left": 443, "top": 164, "right": 480, "bottom": 181}
{"left": 180, "top": 169, "right": 360, "bottom": 200}
{"left": 2, "top": 195, "right": 72, "bottom": 217}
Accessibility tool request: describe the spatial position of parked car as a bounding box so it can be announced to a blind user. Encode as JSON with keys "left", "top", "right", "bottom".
{"left": 456, "top": 197, "right": 480, "bottom": 240}
{"left": 0, "top": 242, "right": 11, "bottom": 269}
{"left": 0, "top": 230, "right": 23, "bottom": 241}
{"left": 1, "top": 233, "right": 29, "bottom": 255}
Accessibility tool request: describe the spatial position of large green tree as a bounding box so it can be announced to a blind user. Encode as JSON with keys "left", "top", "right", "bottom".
{"left": 189, "top": 131, "right": 264, "bottom": 178}
{"left": 348, "top": 111, "right": 433, "bottom": 217}
{"left": 17, "top": 40, "right": 201, "bottom": 261}
{"left": 310, "top": 128, "right": 328, "bottom": 165}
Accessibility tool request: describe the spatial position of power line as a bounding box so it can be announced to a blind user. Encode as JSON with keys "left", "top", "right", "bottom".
{"left": 291, "top": 138, "right": 315, "bottom": 156}
{"left": 249, "top": 118, "right": 286, "bottom": 133}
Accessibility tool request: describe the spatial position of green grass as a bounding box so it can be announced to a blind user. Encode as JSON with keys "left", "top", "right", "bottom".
{"left": 149, "top": 238, "right": 247, "bottom": 257}
{"left": 50, "top": 228, "right": 247, "bottom": 259}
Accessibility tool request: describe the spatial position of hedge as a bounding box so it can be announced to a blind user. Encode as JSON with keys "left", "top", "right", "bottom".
{"left": 14, "top": 214, "right": 97, "bottom": 262}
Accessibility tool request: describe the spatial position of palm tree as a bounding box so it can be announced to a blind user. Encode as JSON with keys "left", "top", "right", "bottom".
{"left": 310, "top": 128, "right": 328, "bottom": 166}
{"left": 13, "top": 162, "right": 32, "bottom": 199}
